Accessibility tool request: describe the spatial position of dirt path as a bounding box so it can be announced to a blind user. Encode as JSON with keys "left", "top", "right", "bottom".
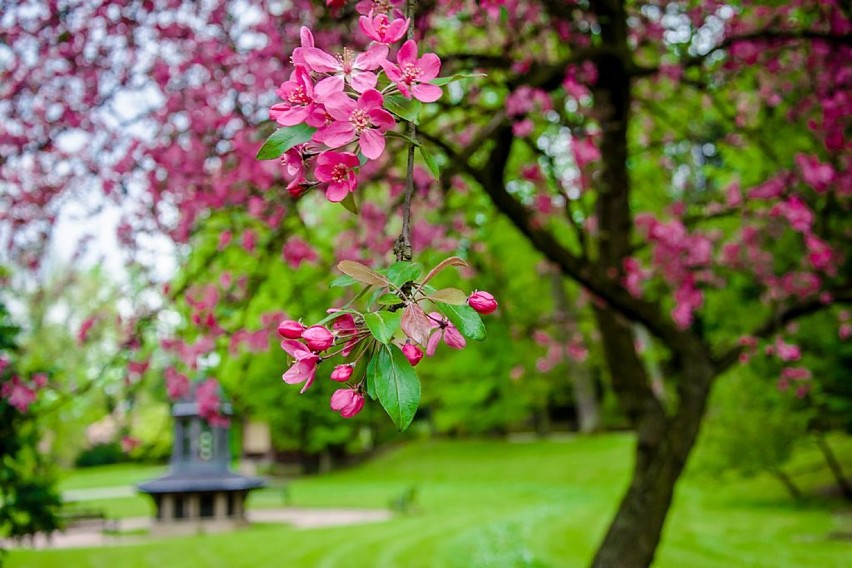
{"left": 4, "top": 507, "right": 392, "bottom": 550}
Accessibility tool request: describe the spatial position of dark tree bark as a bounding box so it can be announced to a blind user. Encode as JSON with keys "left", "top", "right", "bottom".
{"left": 815, "top": 434, "right": 852, "bottom": 501}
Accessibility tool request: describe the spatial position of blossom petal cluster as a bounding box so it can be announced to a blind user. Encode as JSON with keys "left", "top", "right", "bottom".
{"left": 267, "top": 23, "right": 443, "bottom": 203}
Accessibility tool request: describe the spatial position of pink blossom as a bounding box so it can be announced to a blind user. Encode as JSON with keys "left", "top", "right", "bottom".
{"left": 426, "top": 312, "right": 466, "bottom": 356}
{"left": 805, "top": 234, "right": 834, "bottom": 273}
{"left": 315, "top": 89, "right": 395, "bottom": 159}
{"left": 795, "top": 153, "right": 834, "bottom": 193}
{"left": 303, "top": 44, "right": 388, "bottom": 94}
{"left": 165, "top": 367, "right": 191, "bottom": 400}
{"left": 402, "top": 342, "right": 423, "bottom": 366}
{"left": 573, "top": 137, "right": 601, "bottom": 168}
{"left": 770, "top": 196, "right": 813, "bottom": 233}
{"left": 468, "top": 291, "right": 498, "bottom": 315}
{"left": 331, "top": 364, "right": 354, "bottom": 382}
{"left": 121, "top": 436, "right": 140, "bottom": 453}
{"left": 278, "top": 320, "right": 306, "bottom": 339}
{"left": 197, "top": 378, "right": 229, "bottom": 427}
{"left": 291, "top": 27, "right": 315, "bottom": 68}
{"left": 330, "top": 388, "right": 365, "bottom": 418}
{"left": 1, "top": 376, "right": 36, "bottom": 412}
{"left": 359, "top": 13, "right": 409, "bottom": 44}
{"left": 355, "top": 0, "right": 404, "bottom": 16}
{"left": 382, "top": 40, "right": 442, "bottom": 102}
{"left": 78, "top": 316, "right": 97, "bottom": 344}
{"left": 270, "top": 67, "right": 327, "bottom": 128}
{"left": 332, "top": 312, "right": 361, "bottom": 356}
{"left": 302, "top": 325, "right": 335, "bottom": 352}
{"left": 775, "top": 339, "right": 801, "bottom": 362}
{"left": 781, "top": 367, "right": 811, "bottom": 381}
{"left": 315, "top": 151, "right": 360, "bottom": 202}
{"left": 283, "top": 237, "right": 318, "bottom": 268}
{"left": 281, "top": 339, "right": 320, "bottom": 393}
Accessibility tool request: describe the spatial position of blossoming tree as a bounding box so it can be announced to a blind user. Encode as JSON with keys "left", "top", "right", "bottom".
{"left": 2, "top": 0, "right": 850, "bottom": 566}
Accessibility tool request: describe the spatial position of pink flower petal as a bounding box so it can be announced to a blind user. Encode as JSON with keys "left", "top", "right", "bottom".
{"left": 368, "top": 108, "right": 396, "bottom": 131}
{"left": 397, "top": 39, "right": 417, "bottom": 66}
{"left": 412, "top": 83, "right": 442, "bottom": 103}
{"left": 358, "top": 89, "right": 384, "bottom": 111}
{"left": 417, "top": 53, "right": 441, "bottom": 81}
{"left": 303, "top": 48, "right": 341, "bottom": 73}
{"left": 316, "top": 122, "right": 356, "bottom": 148}
{"left": 322, "top": 92, "right": 358, "bottom": 119}
{"left": 349, "top": 70, "right": 378, "bottom": 93}
{"left": 355, "top": 43, "right": 389, "bottom": 70}
{"left": 359, "top": 128, "right": 385, "bottom": 160}
{"left": 314, "top": 75, "right": 345, "bottom": 100}
{"left": 382, "top": 62, "right": 402, "bottom": 83}
{"left": 326, "top": 182, "right": 351, "bottom": 202}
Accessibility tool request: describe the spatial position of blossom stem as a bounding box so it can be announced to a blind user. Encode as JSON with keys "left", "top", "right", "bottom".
{"left": 394, "top": 0, "right": 418, "bottom": 263}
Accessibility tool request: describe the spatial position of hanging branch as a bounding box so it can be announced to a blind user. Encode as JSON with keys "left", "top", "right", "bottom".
{"left": 394, "top": 0, "right": 418, "bottom": 263}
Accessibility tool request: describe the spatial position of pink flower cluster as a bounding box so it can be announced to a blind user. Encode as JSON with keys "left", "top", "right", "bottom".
{"left": 277, "top": 261, "right": 498, "bottom": 420}
{"left": 1, "top": 371, "right": 47, "bottom": 413}
{"left": 270, "top": 22, "right": 442, "bottom": 202}
{"left": 631, "top": 214, "right": 715, "bottom": 329}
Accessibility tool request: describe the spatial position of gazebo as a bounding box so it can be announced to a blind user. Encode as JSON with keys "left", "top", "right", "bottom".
{"left": 137, "top": 396, "right": 265, "bottom": 534}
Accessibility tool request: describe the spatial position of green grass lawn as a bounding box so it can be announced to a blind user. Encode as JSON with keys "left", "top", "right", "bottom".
{"left": 11, "top": 433, "right": 852, "bottom": 568}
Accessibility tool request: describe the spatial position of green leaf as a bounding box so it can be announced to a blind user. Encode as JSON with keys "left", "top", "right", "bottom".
{"left": 330, "top": 275, "right": 358, "bottom": 287}
{"left": 430, "top": 73, "right": 487, "bottom": 87}
{"left": 437, "top": 302, "right": 486, "bottom": 341}
{"left": 364, "top": 311, "right": 402, "bottom": 344}
{"left": 377, "top": 293, "right": 404, "bottom": 306}
{"left": 371, "top": 345, "right": 421, "bottom": 431}
{"left": 365, "top": 352, "right": 379, "bottom": 400}
{"left": 256, "top": 124, "right": 316, "bottom": 160}
{"left": 419, "top": 146, "right": 441, "bottom": 179}
{"left": 427, "top": 287, "right": 468, "bottom": 305}
{"left": 384, "top": 95, "right": 422, "bottom": 124}
{"left": 386, "top": 261, "right": 422, "bottom": 289}
{"left": 340, "top": 192, "right": 358, "bottom": 215}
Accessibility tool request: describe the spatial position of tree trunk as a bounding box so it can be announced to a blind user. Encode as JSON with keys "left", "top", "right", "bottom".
{"left": 772, "top": 469, "right": 804, "bottom": 501}
{"left": 815, "top": 434, "right": 852, "bottom": 500}
{"left": 591, "top": 357, "right": 714, "bottom": 568}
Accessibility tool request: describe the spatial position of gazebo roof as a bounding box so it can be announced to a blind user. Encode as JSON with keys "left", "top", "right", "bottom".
{"left": 137, "top": 470, "right": 265, "bottom": 494}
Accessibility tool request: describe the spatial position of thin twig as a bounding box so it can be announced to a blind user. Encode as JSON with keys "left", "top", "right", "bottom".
{"left": 394, "top": 0, "right": 418, "bottom": 262}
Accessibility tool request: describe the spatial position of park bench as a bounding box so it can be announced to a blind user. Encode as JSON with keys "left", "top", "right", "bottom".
{"left": 389, "top": 485, "right": 418, "bottom": 514}
{"left": 60, "top": 502, "right": 109, "bottom": 530}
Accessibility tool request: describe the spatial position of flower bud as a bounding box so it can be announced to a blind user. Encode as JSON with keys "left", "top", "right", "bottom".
{"left": 402, "top": 343, "right": 423, "bottom": 367}
{"left": 330, "top": 364, "right": 354, "bottom": 382}
{"left": 468, "top": 291, "right": 498, "bottom": 315}
{"left": 330, "top": 388, "right": 365, "bottom": 418}
{"left": 278, "top": 319, "right": 306, "bottom": 339}
{"left": 302, "top": 325, "right": 335, "bottom": 351}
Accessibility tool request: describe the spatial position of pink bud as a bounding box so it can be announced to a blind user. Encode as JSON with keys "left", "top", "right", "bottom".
{"left": 468, "top": 291, "right": 498, "bottom": 315}
{"left": 278, "top": 320, "right": 306, "bottom": 339}
{"left": 302, "top": 325, "right": 335, "bottom": 351}
{"left": 330, "top": 388, "right": 365, "bottom": 418}
{"left": 330, "top": 364, "right": 354, "bottom": 382}
{"left": 402, "top": 343, "right": 423, "bottom": 367}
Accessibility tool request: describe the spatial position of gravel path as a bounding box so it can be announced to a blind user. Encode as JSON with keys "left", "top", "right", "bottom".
{"left": 5, "top": 507, "right": 392, "bottom": 550}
